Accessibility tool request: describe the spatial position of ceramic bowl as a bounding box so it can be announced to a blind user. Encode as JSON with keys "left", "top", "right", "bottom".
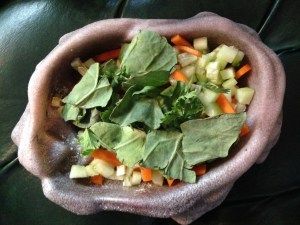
{"left": 11, "top": 12, "right": 285, "bottom": 224}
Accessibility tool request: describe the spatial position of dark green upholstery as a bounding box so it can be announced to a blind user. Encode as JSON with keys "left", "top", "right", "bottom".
{"left": 1, "top": 1, "right": 299, "bottom": 224}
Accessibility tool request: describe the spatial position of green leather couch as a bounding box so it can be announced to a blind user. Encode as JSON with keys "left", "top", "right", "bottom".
{"left": 1, "top": 0, "right": 299, "bottom": 224}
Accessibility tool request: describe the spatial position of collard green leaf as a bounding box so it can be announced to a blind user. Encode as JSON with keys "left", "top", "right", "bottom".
{"left": 62, "top": 103, "right": 86, "bottom": 121}
{"left": 62, "top": 63, "right": 113, "bottom": 109}
{"left": 123, "top": 70, "right": 170, "bottom": 88}
{"left": 62, "top": 63, "right": 99, "bottom": 106}
{"left": 181, "top": 113, "right": 246, "bottom": 165}
{"left": 90, "top": 122, "right": 145, "bottom": 167}
{"left": 73, "top": 108, "right": 100, "bottom": 128}
{"left": 121, "top": 30, "right": 177, "bottom": 76}
{"left": 110, "top": 86, "right": 164, "bottom": 129}
{"left": 78, "top": 77, "right": 112, "bottom": 109}
{"left": 142, "top": 130, "right": 196, "bottom": 183}
{"left": 78, "top": 128, "right": 100, "bottom": 156}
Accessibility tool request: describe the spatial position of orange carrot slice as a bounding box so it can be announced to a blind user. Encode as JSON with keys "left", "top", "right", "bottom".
{"left": 140, "top": 167, "right": 152, "bottom": 182}
{"left": 171, "top": 70, "right": 188, "bottom": 82}
{"left": 175, "top": 46, "right": 201, "bottom": 57}
{"left": 236, "top": 64, "right": 251, "bottom": 79}
{"left": 240, "top": 123, "right": 250, "bottom": 137}
{"left": 166, "top": 179, "right": 175, "bottom": 187}
{"left": 217, "top": 94, "right": 235, "bottom": 114}
{"left": 92, "top": 149, "right": 121, "bottom": 167}
{"left": 94, "top": 49, "right": 121, "bottom": 62}
{"left": 91, "top": 175, "right": 104, "bottom": 185}
{"left": 193, "top": 164, "right": 207, "bottom": 176}
{"left": 171, "top": 34, "right": 193, "bottom": 47}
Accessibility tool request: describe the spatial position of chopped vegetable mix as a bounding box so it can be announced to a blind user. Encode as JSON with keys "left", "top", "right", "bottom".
{"left": 52, "top": 30, "right": 255, "bottom": 187}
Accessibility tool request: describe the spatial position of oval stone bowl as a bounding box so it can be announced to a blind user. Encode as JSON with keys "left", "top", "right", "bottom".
{"left": 11, "top": 12, "right": 285, "bottom": 224}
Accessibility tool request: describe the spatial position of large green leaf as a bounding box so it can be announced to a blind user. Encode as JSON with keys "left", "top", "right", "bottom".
{"left": 121, "top": 30, "right": 177, "bottom": 76}
{"left": 181, "top": 113, "right": 246, "bottom": 165}
{"left": 61, "top": 103, "right": 86, "bottom": 121}
{"left": 90, "top": 122, "right": 146, "bottom": 167}
{"left": 110, "top": 86, "right": 164, "bottom": 129}
{"left": 78, "top": 128, "right": 100, "bottom": 156}
{"left": 142, "top": 130, "right": 196, "bottom": 183}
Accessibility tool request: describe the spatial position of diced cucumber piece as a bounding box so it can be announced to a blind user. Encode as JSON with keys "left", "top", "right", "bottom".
{"left": 199, "top": 88, "right": 220, "bottom": 104}
{"left": 85, "top": 164, "right": 99, "bottom": 176}
{"left": 212, "top": 44, "right": 224, "bottom": 54}
{"left": 109, "top": 172, "right": 125, "bottom": 180}
{"left": 77, "top": 66, "right": 88, "bottom": 76}
{"left": 84, "top": 58, "right": 96, "bottom": 68}
{"left": 205, "top": 103, "right": 223, "bottom": 117}
{"left": 123, "top": 176, "right": 132, "bottom": 187}
{"left": 193, "top": 37, "right": 208, "bottom": 51}
{"left": 218, "top": 59, "right": 228, "bottom": 70}
{"left": 195, "top": 67, "right": 207, "bottom": 82}
{"left": 181, "top": 65, "right": 197, "bottom": 83}
{"left": 152, "top": 170, "right": 164, "bottom": 186}
{"left": 207, "top": 52, "right": 217, "bottom": 61}
{"left": 235, "top": 103, "right": 246, "bottom": 113}
{"left": 236, "top": 87, "right": 254, "bottom": 105}
{"left": 222, "top": 78, "right": 237, "bottom": 89}
{"left": 178, "top": 53, "right": 197, "bottom": 67}
{"left": 216, "top": 45, "right": 238, "bottom": 63}
{"left": 116, "top": 165, "right": 126, "bottom": 176}
{"left": 91, "top": 159, "right": 115, "bottom": 178}
{"left": 206, "top": 62, "right": 221, "bottom": 85}
{"left": 231, "top": 85, "right": 238, "bottom": 96}
{"left": 197, "top": 54, "right": 210, "bottom": 68}
{"left": 69, "top": 165, "right": 88, "bottom": 179}
{"left": 71, "top": 57, "right": 83, "bottom": 68}
{"left": 220, "top": 67, "right": 235, "bottom": 80}
{"left": 130, "top": 171, "right": 142, "bottom": 186}
{"left": 232, "top": 50, "right": 245, "bottom": 67}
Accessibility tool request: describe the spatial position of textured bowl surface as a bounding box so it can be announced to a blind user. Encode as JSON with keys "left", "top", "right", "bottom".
{"left": 11, "top": 12, "right": 285, "bottom": 225}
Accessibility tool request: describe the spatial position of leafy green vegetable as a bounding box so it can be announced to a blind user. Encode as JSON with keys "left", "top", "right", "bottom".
{"left": 62, "top": 103, "right": 86, "bottom": 121}
{"left": 62, "top": 63, "right": 113, "bottom": 109}
{"left": 73, "top": 108, "right": 100, "bottom": 128}
{"left": 142, "top": 130, "right": 196, "bottom": 183}
{"left": 121, "top": 30, "right": 177, "bottom": 76}
{"left": 161, "top": 84, "right": 204, "bottom": 129}
{"left": 123, "top": 70, "right": 170, "bottom": 88}
{"left": 78, "top": 128, "right": 99, "bottom": 156}
{"left": 110, "top": 86, "right": 164, "bottom": 129}
{"left": 200, "top": 81, "right": 229, "bottom": 93}
{"left": 181, "top": 113, "right": 246, "bottom": 165}
{"left": 90, "top": 122, "right": 146, "bottom": 167}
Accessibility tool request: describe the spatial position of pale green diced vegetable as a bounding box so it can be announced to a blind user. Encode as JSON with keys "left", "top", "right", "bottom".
{"left": 195, "top": 67, "right": 207, "bottom": 82}
{"left": 236, "top": 87, "right": 255, "bottom": 105}
{"left": 152, "top": 170, "right": 164, "bottom": 186}
{"left": 212, "top": 44, "right": 224, "bottom": 54}
{"left": 199, "top": 88, "right": 220, "bottom": 104}
{"left": 51, "top": 97, "right": 62, "bottom": 107}
{"left": 69, "top": 165, "right": 88, "bottom": 179}
{"left": 207, "top": 52, "right": 217, "bottom": 61}
{"left": 130, "top": 171, "right": 142, "bottom": 186}
{"left": 193, "top": 37, "right": 208, "bottom": 51}
{"left": 91, "top": 159, "right": 115, "bottom": 178}
{"left": 77, "top": 66, "right": 88, "bottom": 76}
{"left": 85, "top": 164, "right": 99, "bottom": 176}
{"left": 232, "top": 50, "right": 245, "bottom": 67}
{"left": 196, "top": 54, "right": 210, "bottom": 68}
{"left": 205, "top": 103, "right": 223, "bottom": 117}
{"left": 116, "top": 165, "right": 126, "bottom": 176}
{"left": 220, "top": 67, "right": 235, "bottom": 80}
{"left": 216, "top": 45, "right": 238, "bottom": 63}
{"left": 222, "top": 78, "right": 238, "bottom": 89}
{"left": 123, "top": 176, "right": 132, "bottom": 187}
{"left": 109, "top": 172, "right": 124, "bottom": 181}
{"left": 181, "top": 65, "right": 196, "bottom": 83}
{"left": 231, "top": 85, "right": 238, "bottom": 96}
{"left": 235, "top": 103, "right": 246, "bottom": 113}
{"left": 84, "top": 58, "right": 96, "bottom": 68}
{"left": 206, "top": 61, "right": 222, "bottom": 85}
{"left": 178, "top": 53, "right": 197, "bottom": 67}
{"left": 71, "top": 57, "right": 83, "bottom": 68}
{"left": 218, "top": 59, "right": 228, "bottom": 70}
